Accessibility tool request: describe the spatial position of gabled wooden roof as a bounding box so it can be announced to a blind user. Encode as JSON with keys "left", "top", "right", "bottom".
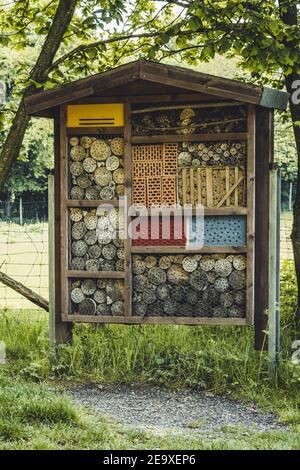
{"left": 24, "top": 60, "right": 289, "bottom": 117}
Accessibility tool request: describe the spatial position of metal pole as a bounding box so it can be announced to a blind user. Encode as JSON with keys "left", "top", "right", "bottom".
{"left": 48, "top": 175, "right": 55, "bottom": 351}
{"left": 268, "top": 168, "right": 281, "bottom": 377}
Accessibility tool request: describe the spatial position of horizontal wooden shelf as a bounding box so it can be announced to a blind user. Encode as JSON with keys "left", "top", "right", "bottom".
{"left": 131, "top": 132, "right": 247, "bottom": 144}
{"left": 67, "top": 126, "right": 124, "bottom": 135}
{"left": 66, "top": 199, "right": 120, "bottom": 208}
{"left": 64, "top": 315, "right": 248, "bottom": 326}
{"left": 129, "top": 207, "right": 248, "bottom": 216}
{"left": 131, "top": 245, "right": 247, "bottom": 254}
{"left": 67, "top": 270, "right": 125, "bottom": 279}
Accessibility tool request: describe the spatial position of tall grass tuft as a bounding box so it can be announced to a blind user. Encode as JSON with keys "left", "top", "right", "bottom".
{"left": 1, "top": 261, "right": 300, "bottom": 412}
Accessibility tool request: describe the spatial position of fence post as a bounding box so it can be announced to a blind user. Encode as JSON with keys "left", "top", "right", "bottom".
{"left": 19, "top": 197, "right": 23, "bottom": 226}
{"left": 48, "top": 175, "right": 55, "bottom": 351}
{"left": 268, "top": 167, "right": 281, "bottom": 377}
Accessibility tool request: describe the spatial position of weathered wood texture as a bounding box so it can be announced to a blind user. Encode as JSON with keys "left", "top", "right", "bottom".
{"left": 0, "top": 270, "right": 49, "bottom": 311}
{"left": 24, "top": 60, "right": 272, "bottom": 117}
{"left": 254, "top": 107, "right": 274, "bottom": 350}
{"left": 54, "top": 109, "right": 72, "bottom": 343}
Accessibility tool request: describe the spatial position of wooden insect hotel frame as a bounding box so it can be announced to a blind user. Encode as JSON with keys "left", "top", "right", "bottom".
{"left": 24, "top": 60, "right": 288, "bottom": 346}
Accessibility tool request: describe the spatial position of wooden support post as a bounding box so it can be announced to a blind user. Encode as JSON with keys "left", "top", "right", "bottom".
{"left": 268, "top": 168, "right": 281, "bottom": 377}
{"left": 48, "top": 175, "right": 55, "bottom": 350}
{"left": 255, "top": 108, "right": 274, "bottom": 350}
{"left": 54, "top": 108, "right": 72, "bottom": 344}
{"left": 124, "top": 103, "right": 132, "bottom": 317}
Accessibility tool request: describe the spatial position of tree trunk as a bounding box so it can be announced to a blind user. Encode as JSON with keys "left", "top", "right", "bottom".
{"left": 279, "top": 1, "right": 300, "bottom": 318}
{"left": 286, "top": 74, "right": 300, "bottom": 318}
{"left": 0, "top": 0, "right": 78, "bottom": 189}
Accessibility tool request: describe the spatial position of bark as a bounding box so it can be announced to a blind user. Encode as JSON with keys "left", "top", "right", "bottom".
{"left": 280, "top": 1, "right": 300, "bottom": 318}
{"left": 0, "top": 270, "right": 49, "bottom": 311}
{"left": 0, "top": 0, "right": 78, "bottom": 189}
{"left": 286, "top": 73, "right": 300, "bottom": 318}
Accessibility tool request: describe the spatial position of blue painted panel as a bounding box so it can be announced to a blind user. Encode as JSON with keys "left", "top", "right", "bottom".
{"left": 189, "top": 216, "right": 247, "bottom": 247}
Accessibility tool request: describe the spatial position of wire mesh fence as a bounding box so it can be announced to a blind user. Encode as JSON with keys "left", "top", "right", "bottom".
{"left": 0, "top": 202, "right": 295, "bottom": 312}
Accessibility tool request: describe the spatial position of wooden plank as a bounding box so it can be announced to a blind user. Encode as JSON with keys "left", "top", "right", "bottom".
{"left": 66, "top": 315, "right": 248, "bottom": 326}
{"left": 48, "top": 175, "right": 55, "bottom": 349}
{"left": 67, "top": 126, "right": 124, "bottom": 135}
{"left": 140, "top": 62, "right": 262, "bottom": 104}
{"left": 190, "top": 168, "right": 195, "bottom": 206}
{"left": 234, "top": 167, "right": 239, "bottom": 207}
{"left": 54, "top": 108, "right": 72, "bottom": 343}
{"left": 225, "top": 166, "right": 230, "bottom": 207}
{"left": 131, "top": 133, "right": 248, "bottom": 144}
{"left": 206, "top": 168, "right": 213, "bottom": 207}
{"left": 246, "top": 105, "right": 256, "bottom": 326}
{"left": 66, "top": 199, "right": 119, "bottom": 208}
{"left": 130, "top": 207, "right": 248, "bottom": 217}
{"left": 66, "top": 93, "right": 227, "bottom": 105}
{"left": 131, "top": 101, "right": 246, "bottom": 114}
{"left": 131, "top": 246, "right": 247, "bottom": 254}
{"left": 255, "top": 108, "right": 274, "bottom": 350}
{"left": 182, "top": 168, "right": 187, "bottom": 205}
{"left": 124, "top": 103, "right": 132, "bottom": 317}
{"left": 60, "top": 105, "right": 69, "bottom": 323}
{"left": 66, "top": 271, "right": 125, "bottom": 279}
{"left": 197, "top": 168, "right": 201, "bottom": 205}
{"left": 216, "top": 175, "right": 244, "bottom": 208}
{"left": 25, "top": 62, "right": 140, "bottom": 114}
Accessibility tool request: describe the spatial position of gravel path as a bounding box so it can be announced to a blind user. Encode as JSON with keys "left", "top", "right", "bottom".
{"left": 68, "top": 385, "right": 286, "bottom": 437}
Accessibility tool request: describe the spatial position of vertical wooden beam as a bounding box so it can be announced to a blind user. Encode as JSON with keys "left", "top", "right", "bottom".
{"left": 197, "top": 168, "right": 201, "bottom": 205}
{"left": 48, "top": 175, "right": 55, "bottom": 349}
{"left": 255, "top": 107, "right": 274, "bottom": 350}
{"left": 182, "top": 169, "right": 187, "bottom": 205}
{"left": 124, "top": 103, "right": 132, "bottom": 316}
{"left": 225, "top": 166, "right": 230, "bottom": 207}
{"left": 54, "top": 108, "right": 72, "bottom": 344}
{"left": 206, "top": 168, "right": 213, "bottom": 207}
{"left": 246, "top": 105, "right": 255, "bottom": 325}
{"left": 190, "top": 168, "right": 194, "bottom": 206}
{"left": 60, "top": 105, "right": 69, "bottom": 322}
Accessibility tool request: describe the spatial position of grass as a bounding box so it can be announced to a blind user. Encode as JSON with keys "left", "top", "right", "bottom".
{"left": 0, "top": 220, "right": 299, "bottom": 449}
{"left": 0, "top": 260, "right": 299, "bottom": 449}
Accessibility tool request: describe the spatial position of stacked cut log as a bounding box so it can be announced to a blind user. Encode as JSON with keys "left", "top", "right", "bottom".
{"left": 70, "top": 278, "right": 124, "bottom": 316}
{"left": 132, "top": 254, "right": 247, "bottom": 318}
{"left": 70, "top": 208, "right": 124, "bottom": 272}
{"left": 69, "top": 135, "right": 125, "bottom": 200}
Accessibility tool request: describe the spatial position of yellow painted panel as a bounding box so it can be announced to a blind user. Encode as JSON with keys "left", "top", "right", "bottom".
{"left": 67, "top": 103, "right": 124, "bottom": 127}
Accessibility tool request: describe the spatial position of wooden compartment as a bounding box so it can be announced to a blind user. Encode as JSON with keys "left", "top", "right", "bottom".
{"left": 132, "top": 254, "right": 247, "bottom": 318}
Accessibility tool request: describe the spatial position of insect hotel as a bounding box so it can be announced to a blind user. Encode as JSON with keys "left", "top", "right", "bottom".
{"left": 24, "top": 60, "right": 288, "bottom": 344}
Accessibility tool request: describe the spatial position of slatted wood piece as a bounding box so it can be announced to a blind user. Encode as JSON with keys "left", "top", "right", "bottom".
{"left": 179, "top": 166, "right": 245, "bottom": 208}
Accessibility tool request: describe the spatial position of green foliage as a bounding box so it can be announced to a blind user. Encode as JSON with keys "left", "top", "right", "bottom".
{"left": 275, "top": 114, "right": 298, "bottom": 182}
